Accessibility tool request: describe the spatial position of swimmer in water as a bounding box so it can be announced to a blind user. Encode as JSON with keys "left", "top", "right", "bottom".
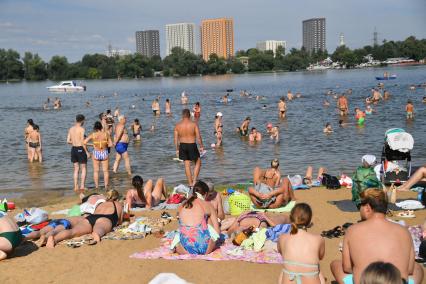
{"left": 152, "top": 99, "right": 160, "bottom": 116}
{"left": 262, "top": 104, "right": 267, "bottom": 110}
{"left": 384, "top": 90, "right": 390, "bottom": 100}
{"left": 323, "top": 100, "right": 330, "bottom": 107}
{"left": 287, "top": 90, "right": 294, "bottom": 101}
{"left": 406, "top": 100, "right": 414, "bottom": 119}
{"left": 278, "top": 97, "right": 287, "bottom": 118}
{"left": 365, "top": 105, "right": 373, "bottom": 115}
{"left": 85, "top": 101, "right": 91, "bottom": 107}
{"left": 181, "top": 91, "right": 188, "bottom": 104}
{"left": 25, "top": 119, "right": 35, "bottom": 161}
{"left": 355, "top": 108, "right": 366, "bottom": 125}
{"left": 67, "top": 114, "right": 88, "bottom": 192}
{"left": 323, "top": 123, "right": 333, "bottom": 134}
{"left": 215, "top": 125, "right": 223, "bottom": 147}
{"left": 249, "top": 127, "right": 262, "bottom": 142}
{"left": 422, "top": 96, "right": 426, "bottom": 104}
{"left": 165, "top": 98, "right": 171, "bottom": 115}
{"left": 339, "top": 120, "right": 350, "bottom": 127}
{"left": 131, "top": 119, "right": 141, "bottom": 141}
{"left": 28, "top": 124, "right": 42, "bottom": 162}
{"left": 237, "top": 117, "right": 251, "bottom": 136}
{"left": 296, "top": 92, "right": 301, "bottom": 98}
{"left": 270, "top": 126, "right": 279, "bottom": 143}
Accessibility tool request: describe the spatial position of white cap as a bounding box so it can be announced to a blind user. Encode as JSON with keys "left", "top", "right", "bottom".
{"left": 362, "top": 154, "right": 376, "bottom": 166}
{"left": 216, "top": 112, "right": 223, "bottom": 117}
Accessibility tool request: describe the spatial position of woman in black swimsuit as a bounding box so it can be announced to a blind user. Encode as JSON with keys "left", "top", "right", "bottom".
{"left": 46, "top": 190, "right": 123, "bottom": 248}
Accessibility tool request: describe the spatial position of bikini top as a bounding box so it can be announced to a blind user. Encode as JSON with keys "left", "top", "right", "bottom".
{"left": 94, "top": 201, "right": 119, "bottom": 227}
{"left": 282, "top": 260, "right": 319, "bottom": 284}
{"left": 92, "top": 132, "right": 108, "bottom": 149}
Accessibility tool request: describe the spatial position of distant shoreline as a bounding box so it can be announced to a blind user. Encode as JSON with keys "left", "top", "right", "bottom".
{"left": 1, "top": 64, "right": 424, "bottom": 84}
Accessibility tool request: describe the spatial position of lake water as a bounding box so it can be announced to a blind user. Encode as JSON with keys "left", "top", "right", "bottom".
{"left": 0, "top": 66, "right": 425, "bottom": 200}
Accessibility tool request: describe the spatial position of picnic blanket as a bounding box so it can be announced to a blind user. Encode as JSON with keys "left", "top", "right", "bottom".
{"left": 250, "top": 201, "right": 296, "bottom": 213}
{"left": 130, "top": 240, "right": 283, "bottom": 264}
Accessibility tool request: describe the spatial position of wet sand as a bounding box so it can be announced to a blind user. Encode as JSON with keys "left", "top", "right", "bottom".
{"left": 1, "top": 187, "right": 425, "bottom": 284}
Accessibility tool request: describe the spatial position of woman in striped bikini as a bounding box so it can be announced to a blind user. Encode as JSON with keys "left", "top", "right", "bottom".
{"left": 83, "top": 121, "right": 112, "bottom": 189}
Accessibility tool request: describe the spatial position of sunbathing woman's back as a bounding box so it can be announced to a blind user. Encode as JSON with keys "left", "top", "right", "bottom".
{"left": 278, "top": 203, "right": 325, "bottom": 284}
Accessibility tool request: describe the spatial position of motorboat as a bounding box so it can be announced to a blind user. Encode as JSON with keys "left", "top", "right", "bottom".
{"left": 47, "top": 81, "right": 86, "bottom": 92}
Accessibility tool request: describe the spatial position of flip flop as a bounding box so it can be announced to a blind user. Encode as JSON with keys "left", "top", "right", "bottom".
{"left": 85, "top": 239, "right": 98, "bottom": 246}
{"left": 396, "top": 210, "right": 415, "bottom": 218}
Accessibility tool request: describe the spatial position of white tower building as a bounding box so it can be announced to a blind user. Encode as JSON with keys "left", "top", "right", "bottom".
{"left": 339, "top": 33, "right": 345, "bottom": 46}
{"left": 256, "top": 40, "right": 286, "bottom": 56}
{"left": 165, "top": 23, "right": 197, "bottom": 56}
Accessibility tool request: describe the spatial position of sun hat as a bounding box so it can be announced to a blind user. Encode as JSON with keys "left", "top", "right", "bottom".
{"left": 216, "top": 112, "right": 223, "bottom": 117}
{"left": 362, "top": 154, "right": 376, "bottom": 166}
{"left": 267, "top": 123, "right": 273, "bottom": 128}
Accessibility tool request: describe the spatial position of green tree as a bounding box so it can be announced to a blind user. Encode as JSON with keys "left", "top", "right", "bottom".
{"left": 207, "top": 53, "right": 227, "bottom": 74}
{"left": 0, "top": 49, "right": 24, "bottom": 80}
{"left": 228, "top": 58, "right": 245, "bottom": 74}
{"left": 48, "top": 55, "right": 70, "bottom": 80}
{"left": 87, "top": 67, "right": 101, "bottom": 79}
{"left": 23, "top": 52, "right": 47, "bottom": 80}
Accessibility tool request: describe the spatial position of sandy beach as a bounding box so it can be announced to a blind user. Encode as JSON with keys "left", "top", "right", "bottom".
{"left": 1, "top": 186, "right": 424, "bottom": 284}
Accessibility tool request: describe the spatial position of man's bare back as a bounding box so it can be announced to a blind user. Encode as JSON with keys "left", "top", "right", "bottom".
{"left": 175, "top": 119, "right": 198, "bottom": 143}
{"left": 344, "top": 218, "right": 414, "bottom": 283}
{"left": 67, "top": 125, "right": 85, "bottom": 147}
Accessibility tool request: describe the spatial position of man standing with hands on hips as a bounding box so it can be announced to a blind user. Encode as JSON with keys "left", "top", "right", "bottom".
{"left": 174, "top": 109, "right": 204, "bottom": 186}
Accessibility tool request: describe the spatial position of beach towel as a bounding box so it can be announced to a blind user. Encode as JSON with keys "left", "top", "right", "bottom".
{"left": 250, "top": 201, "right": 296, "bottom": 213}
{"left": 130, "top": 240, "right": 283, "bottom": 264}
{"left": 130, "top": 202, "right": 181, "bottom": 212}
{"left": 395, "top": 200, "right": 425, "bottom": 210}
{"left": 266, "top": 224, "right": 292, "bottom": 242}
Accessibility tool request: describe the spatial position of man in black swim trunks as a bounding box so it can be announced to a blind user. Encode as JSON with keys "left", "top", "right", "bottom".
{"left": 174, "top": 109, "right": 204, "bottom": 186}
{"left": 67, "top": 114, "right": 89, "bottom": 193}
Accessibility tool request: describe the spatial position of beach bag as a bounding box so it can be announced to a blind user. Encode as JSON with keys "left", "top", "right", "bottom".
{"left": 322, "top": 174, "right": 341, "bottom": 190}
{"left": 25, "top": 208, "right": 48, "bottom": 224}
{"left": 229, "top": 193, "right": 251, "bottom": 216}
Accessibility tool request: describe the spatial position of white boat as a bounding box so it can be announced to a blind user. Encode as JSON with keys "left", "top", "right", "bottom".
{"left": 46, "top": 81, "right": 86, "bottom": 92}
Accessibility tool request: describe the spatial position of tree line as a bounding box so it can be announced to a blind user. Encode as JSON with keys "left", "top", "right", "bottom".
{"left": 0, "top": 36, "right": 424, "bottom": 81}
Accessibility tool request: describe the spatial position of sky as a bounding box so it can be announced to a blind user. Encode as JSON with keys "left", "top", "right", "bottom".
{"left": 1, "top": 0, "right": 425, "bottom": 62}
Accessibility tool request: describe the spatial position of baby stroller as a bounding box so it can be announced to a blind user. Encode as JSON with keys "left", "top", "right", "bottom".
{"left": 380, "top": 128, "right": 413, "bottom": 185}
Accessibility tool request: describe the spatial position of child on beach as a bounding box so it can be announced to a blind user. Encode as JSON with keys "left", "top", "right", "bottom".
{"left": 406, "top": 100, "right": 414, "bottom": 119}
{"left": 278, "top": 203, "right": 325, "bottom": 284}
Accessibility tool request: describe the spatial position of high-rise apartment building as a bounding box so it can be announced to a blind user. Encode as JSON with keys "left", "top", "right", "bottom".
{"left": 302, "top": 18, "right": 326, "bottom": 53}
{"left": 201, "top": 18, "right": 234, "bottom": 61}
{"left": 135, "top": 30, "right": 160, "bottom": 58}
{"left": 165, "top": 23, "right": 196, "bottom": 56}
{"left": 256, "top": 40, "right": 286, "bottom": 56}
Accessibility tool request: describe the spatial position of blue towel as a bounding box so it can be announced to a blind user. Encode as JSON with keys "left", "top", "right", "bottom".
{"left": 292, "top": 184, "right": 310, "bottom": 190}
{"left": 266, "top": 223, "right": 292, "bottom": 242}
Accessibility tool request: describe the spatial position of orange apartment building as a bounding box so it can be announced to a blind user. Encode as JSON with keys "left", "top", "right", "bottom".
{"left": 201, "top": 18, "right": 234, "bottom": 61}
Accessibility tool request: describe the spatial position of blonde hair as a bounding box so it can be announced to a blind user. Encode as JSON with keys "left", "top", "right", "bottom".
{"left": 289, "top": 203, "right": 312, "bottom": 235}
{"left": 106, "top": 189, "right": 119, "bottom": 201}
{"left": 118, "top": 115, "right": 125, "bottom": 122}
{"left": 359, "top": 188, "right": 388, "bottom": 214}
{"left": 360, "top": 261, "right": 403, "bottom": 284}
